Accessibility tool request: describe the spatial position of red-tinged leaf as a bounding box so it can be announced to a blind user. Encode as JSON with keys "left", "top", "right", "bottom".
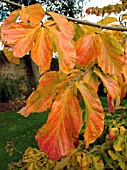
{"left": 48, "top": 27, "right": 76, "bottom": 73}
{"left": 98, "top": 32, "right": 125, "bottom": 75}
{"left": 107, "top": 93, "right": 114, "bottom": 113}
{"left": 75, "top": 34, "right": 101, "bottom": 67}
{"left": 94, "top": 68, "right": 118, "bottom": 99}
{"left": 108, "top": 128, "right": 119, "bottom": 141}
{"left": 26, "top": 71, "right": 66, "bottom": 114}
{"left": 31, "top": 28, "right": 52, "bottom": 73}
{"left": 18, "top": 107, "right": 28, "bottom": 117}
{"left": 76, "top": 81, "right": 104, "bottom": 148}
{"left": 36, "top": 88, "right": 82, "bottom": 161}
{"left": 48, "top": 12, "right": 74, "bottom": 39}
{"left": 1, "top": 10, "right": 19, "bottom": 30}
{"left": 83, "top": 70, "right": 99, "bottom": 92}
{"left": 19, "top": 4, "right": 45, "bottom": 25}
{"left": 2, "top": 22, "right": 40, "bottom": 57}
{"left": 3, "top": 48, "right": 20, "bottom": 64}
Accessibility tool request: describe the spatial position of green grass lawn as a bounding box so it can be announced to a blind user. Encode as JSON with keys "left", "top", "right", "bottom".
{"left": 0, "top": 110, "right": 50, "bottom": 170}
{"left": 0, "top": 97, "right": 126, "bottom": 169}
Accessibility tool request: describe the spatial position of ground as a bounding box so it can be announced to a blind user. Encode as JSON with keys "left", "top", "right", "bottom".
{"left": 0, "top": 99, "right": 25, "bottom": 112}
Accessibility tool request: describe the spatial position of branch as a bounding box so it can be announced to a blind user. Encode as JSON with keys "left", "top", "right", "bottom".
{"left": 1, "top": 0, "right": 127, "bottom": 32}
{"left": 1, "top": 0, "right": 22, "bottom": 7}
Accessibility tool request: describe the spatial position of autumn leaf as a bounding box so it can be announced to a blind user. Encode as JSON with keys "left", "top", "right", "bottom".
{"left": 98, "top": 32, "right": 125, "bottom": 75}
{"left": 36, "top": 88, "right": 82, "bottom": 161}
{"left": 73, "top": 24, "right": 85, "bottom": 41}
{"left": 94, "top": 68, "right": 118, "bottom": 99}
{"left": 1, "top": 10, "right": 19, "bottom": 30}
{"left": 3, "top": 47, "right": 20, "bottom": 64}
{"left": 48, "top": 12, "right": 74, "bottom": 39}
{"left": 97, "top": 17, "right": 117, "bottom": 25}
{"left": 19, "top": 4, "right": 45, "bottom": 25}
{"left": 83, "top": 69, "right": 99, "bottom": 92}
{"left": 31, "top": 27, "right": 52, "bottom": 73}
{"left": 48, "top": 26, "right": 76, "bottom": 73}
{"left": 76, "top": 81, "right": 104, "bottom": 147}
{"left": 2, "top": 22, "right": 40, "bottom": 57}
{"left": 75, "top": 34, "right": 101, "bottom": 67}
{"left": 24, "top": 71, "right": 67, "bottom": 115}
{"left": 107, "top": 93, "right": 114, "bottom": 113}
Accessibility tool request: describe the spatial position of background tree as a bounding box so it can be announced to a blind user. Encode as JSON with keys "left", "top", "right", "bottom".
{"left": 0, "top": 0, "right": 86, "bottom": 21}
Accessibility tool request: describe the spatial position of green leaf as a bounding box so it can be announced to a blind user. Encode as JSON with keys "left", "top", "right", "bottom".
{"left": 115, "top": 152, "right": 125, "bottom": 170}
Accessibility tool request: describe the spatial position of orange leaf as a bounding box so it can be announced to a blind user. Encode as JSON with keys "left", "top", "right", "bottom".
{"left": 48, "top": 27, "right": 76, "bottom": 73}
{"left": 83, "top": 70, "right": 99, "bottom": 92}
{"left": 2, "top": 22, "right": 40, "bottom": 57}
{"left": 19, "top": 4, "right": 45, "bottom": 25}
{"left": 31, "top": 28, "right": 52, "bottom": 73}
{"left": 75, "top": 34, "right": 101, "bottom": 67}
{"left": 76, "top": 81, "right": 104, "bottom": 148}
{"left": 98, "top": 32, "right": 125, "bottom": 75}
{"left": 1, "top": 10, "right": 19, "bottom": 30}
{"left": 48, "top": 12, "right": 74, "bottom": 39}
{"left": 36, "top": 88, "right": 82, "bottom": 160}
{"left": 94, "top": 68, "right": 118, "bottom": 99}
{"left": 25, "top": 71, "right": 66, "bottom": 115}
{"left": 3, "top": 48, "right": 20, "bottom": 64}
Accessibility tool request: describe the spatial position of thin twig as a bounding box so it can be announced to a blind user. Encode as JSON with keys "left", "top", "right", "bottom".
{"left": 1, "top": 0, "right": 127, "bottom": 31}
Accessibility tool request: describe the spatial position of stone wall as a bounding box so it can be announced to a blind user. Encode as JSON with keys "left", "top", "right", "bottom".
{"left": 0, "top": 51, "right": 28, "bottom": 79}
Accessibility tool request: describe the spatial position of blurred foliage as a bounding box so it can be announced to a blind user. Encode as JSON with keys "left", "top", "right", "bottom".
{"left": 7, "top": 106, "right": 127, "bottom": 170}
{"left": 0, "top": 76, "right": 28, "bottom": 102}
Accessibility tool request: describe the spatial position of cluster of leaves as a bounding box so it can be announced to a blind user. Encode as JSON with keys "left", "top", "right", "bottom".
{"left": 7, "top": 109, "right": 127, "bottom": 169}
{"left": 0, "top": 3, "right": 127, "bottom": 161}
{"left": 86, "top": 0, "right": 127, "bottom": 17}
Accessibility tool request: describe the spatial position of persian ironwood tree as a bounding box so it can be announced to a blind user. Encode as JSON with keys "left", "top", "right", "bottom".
{"left": 0, "top": 1, "right": 127, "bottom": 162}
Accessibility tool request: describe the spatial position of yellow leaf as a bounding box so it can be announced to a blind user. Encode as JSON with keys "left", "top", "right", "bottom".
{"left": 98, "top": 17, "right": 118, "bottom": 25}
{"left": 3, "top": 47, "right": 20, "bottom": 64}
{"left": 98, "top": 32, "right": 125, "bottom": 75}
{"left": 108, "top": 150, "right": 117, "bottom": 160}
